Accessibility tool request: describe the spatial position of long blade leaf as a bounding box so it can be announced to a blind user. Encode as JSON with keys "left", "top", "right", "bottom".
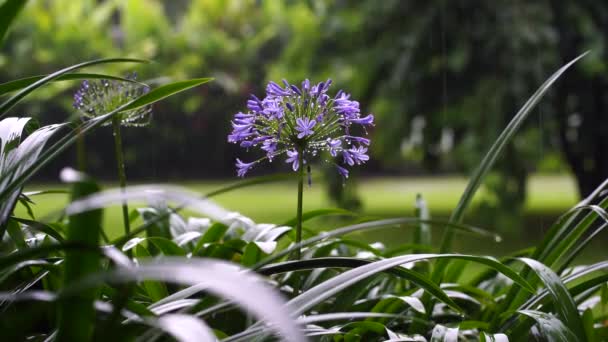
{"left": 0, "top": 57, "right": 148, "bottom": 117}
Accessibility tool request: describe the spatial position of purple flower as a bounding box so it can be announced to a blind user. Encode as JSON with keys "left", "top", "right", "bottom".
{"left": 296, "top": 118, "right": 316, "bottom": 139}
{"left": 285, "top": 150, "right": 300, "bottom": 171}
{"left": 73, "top": 74, "right": 152, "bottom": 127}
{"left": 348, "top": 114, "right": 374, "bottom": 126}
{"left": 290, "top": 84, "right": 302, "bottom": 96}
{"left": 266, "top": 81, "right": 291, "bottom": 97}
{"left": 247, "top": 95, "right": 263, "bottom": 113}
{"left": 345, "top": 136, "right": 371, "bottom": 146}
{"left": 302, "top": 79, "right": 310, "bottom": 92}
{"left": 262, "top": 98, "right": 284, "bottom": 119}
{"left": 233, "top": 112, "right": 255, "bottom": 124}
{"left": 343, "top": 146, "right": 369, "bottom": 166}
{"left": 236, "top": 159, "right": 255, "bottom": 177}
{"left": 336, "top": 165, "right": 349, "bottom": 179}
{"left": 311, "top": 79, "right": 332, "bottom": 96}
{"left": 327, "top": 139, "right": 342, "bottom": 157}
{"left": 334, "top": 92, "right": 360, "bottom": 118}
{"left": 262, "top": 139, "right": 278, "bottom": 155}
{"left": 229, "top": 78, "right": 372, "bottom": 180}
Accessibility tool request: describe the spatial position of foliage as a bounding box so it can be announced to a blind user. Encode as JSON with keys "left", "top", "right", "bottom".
{"left": 1, "top": 2, "right": 608, "bottom": 342}
{"left": 270, "top": 0, "right": 608, "bottom": 229}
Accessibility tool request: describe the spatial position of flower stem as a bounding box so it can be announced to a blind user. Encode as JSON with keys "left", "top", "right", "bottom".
{"left": 112, "top": 117, "right": 131, "bottom": 238}
{"left": 76, "top": 126, "right": 87, "bottom": 172}
{"left": 295, "top": 148, "right": 304, "bottom": 260}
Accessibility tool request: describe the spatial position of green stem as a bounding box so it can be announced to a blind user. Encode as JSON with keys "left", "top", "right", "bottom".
{"left": 295, "top": 148, "right": 304, "bottom": 260}
{"left": 76, "top": 126, "right": 87, "bottom": 172}
{"left": 112, "top": 117, "right": 131, "bottom": 238}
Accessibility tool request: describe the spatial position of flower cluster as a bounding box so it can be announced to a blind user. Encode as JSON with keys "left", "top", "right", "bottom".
{"left": 229, "top": 79, "right": 373, "bottom": 179}
{"left": 73, "top": 73, "right": 152, "bottom": 127}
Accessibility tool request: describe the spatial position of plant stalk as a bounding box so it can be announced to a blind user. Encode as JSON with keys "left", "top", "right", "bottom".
{"left": 76, "top": 126, "right": 87, "bottom": 172}
{"left": 295, "top": 149, "right": 304, "bottom": 260}
{"left": 112, "top": 117, "right": 131, "bottom": 238}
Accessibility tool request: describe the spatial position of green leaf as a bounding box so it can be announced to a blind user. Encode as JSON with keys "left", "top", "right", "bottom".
{"left": 340, "top": 321, "right": 386, "bottom": 338}
{"left": 480, "top": 332, "right": 509, "bottom": 342}
{"left": 582, "top": 308, "right": 597, "bottom": 342}
{"left": 0, "top": 0, "right": 27, "bottom": 45}
{"left": 242, "top": 242, "right": 266, "bottom": 267}
{"left": 602, "top": 283, "right": 608, "bottom": 310}
{"left": 0, "top": 78, "right": 213, "bottom": 206}
{"left": 151, "top": 314, "right": 218, "bottom": 342}
{"left": 200, "top": 222, "right": 228, "bottom": 244}
{"left": 255, "top": 217, "right": 500, "bottom": 268}
{"left": 368, "top": 296, "right": 426, "bottom": 325}
{"left": 204, "top": 173, "right": 297, "bottom": 198}
{"left": 147, "top": 237, "right": 186, "bottom": 256}
{"left": 134, "top": 244, "right": 169, "bottom": 301}
{"left": 0, "top": 58, "right": 148, "bottom": 117}
{"left": 282, "top": 254, "right": 532, "bottom": 317}
{"left": 430, "top": 325, "right": 448, "bottom": 342}
{"left": 505, "top": 261, "right": 608, "bottom": 338}
{"left": 413, "top": 193, "right": 432, "bottom": 248}
{"left": 435, "top": 51, "right": 590, "bottom": 315}
{"left": 518, "top": 258, "right": 586, "bottom": 341}
{"left": 0, "top": 73, "right": 146, "bottom": 96}
{"left": 193, "top": 223, "right": 228, "bottom": 255}
{"left": 0, "top": 243, "right": 95, "bottom": 271}
{"left": 0, "top": 118, "right": 62, "bottom": 232}
{"left": 258, "top": 257, "right": 461, "bottom": 313}
{"left": 439, "top": 51, "right": 588, "bottom": 253}
{"left": 517, "top": 310, "right": 579, "bottom": 342}
{"left": 458, "top": 320, "right": 489, "bottom": 330}
{"left": 5, "top": 218, "right": 26, "bottom": 250}
{"left": 67, "top": 258, "right": 306, "bottom": 342}
{"left": 281, "top": 208, "right": 356, "bottom": 227}
{"left": 0, "top": 259, "right": 58, "bottom": 285}
{"left": 119, "top": 78, "right": 213, "bottom": 112}
{"left": 56, "top": 174, "right": 102, "bottom": 342}
{"left": 11, "top": 217, "right": 65, "bottom": 242}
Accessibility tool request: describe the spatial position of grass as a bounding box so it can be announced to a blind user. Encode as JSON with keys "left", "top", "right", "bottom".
{"left": 22, "top": 173, "right": 604, "bottom": 268}
{"left": 18, "top": 174, "right": 578, "bottom": 240}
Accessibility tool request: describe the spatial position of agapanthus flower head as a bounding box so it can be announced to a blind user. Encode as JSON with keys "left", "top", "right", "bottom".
{"left": 73, "top": 72, "right": 152, "bottom": 127}
{"left": 229, "top": 79, "right": 374, "bottom": 179}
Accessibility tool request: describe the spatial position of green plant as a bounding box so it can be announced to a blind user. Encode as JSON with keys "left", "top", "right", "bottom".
{"left": 1, "top": 4, "right": 608, "bottom": 342}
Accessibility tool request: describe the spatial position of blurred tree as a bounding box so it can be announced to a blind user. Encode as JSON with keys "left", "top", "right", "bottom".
{"left": 1, "top": 0, "right": 607, "bottom": 223}
{"left": 271, "top": 0, "right": 608, "bottom": 227}
{"left": 0, "top": 0, "right": 293, "bottom": 179}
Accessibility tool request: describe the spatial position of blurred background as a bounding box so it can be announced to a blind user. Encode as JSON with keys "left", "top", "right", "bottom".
{"left": 2, "top": 0, "right": 607, "bottom": 256}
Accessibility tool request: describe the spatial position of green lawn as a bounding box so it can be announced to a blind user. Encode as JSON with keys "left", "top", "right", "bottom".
{"left": 17, "top": 174, "right": 576, "bottom": 232}
{"left": 19, "top": 173, "right": 608, "bottom": 264}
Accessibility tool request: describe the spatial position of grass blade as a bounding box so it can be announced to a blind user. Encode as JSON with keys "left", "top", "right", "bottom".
{"left": 119, "top": 78, "right": 213, "bottom": 112}
{"left": 254, "top": 218, "right": 501, "bottom": 269}
{"left": 517, "top": 310, "right": 578, "bottom": 341}
{"left": 66, "top": 258, "right": 305, "bottom": 342}
{"left": 517, "top": 258, "right": 586, "bottom": 341}
{"left": 0, "top": 0, "right": 27, "bottom": 45}
{"left": 0, "top": 58, "right": 148, "bottom": 117}
{"left": 0, "top": 73, "right": 146, "bottom": 96}
{"left": 0, "top": 121, "right": 65, "bottom": 244}
{"left": 439, "top": 51, "right": 588, "bottom": 253}
{"left": 56, "top": 174, "right": 103, "bottom": 341}
{"left": 0, "top": 77, "right": 212, "bottom": 204}
{"left": 258, "top": 257, "right": 462, "bottom": 313}
{"left": 204, "top": 173, "right": 297, "bottom": 198}
{"left": 150, "top": 314, "right": 217, "bottom": 342}
{"left": 285, "top": 254, "right": 532, "bottom": 316}
{"left": 281, "top": 208, "right": 356, "bottom": 227}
